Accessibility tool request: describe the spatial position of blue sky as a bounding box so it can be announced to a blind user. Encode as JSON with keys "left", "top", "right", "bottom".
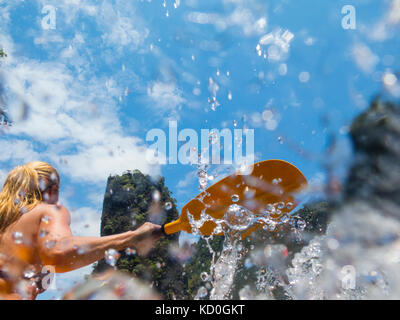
{"left": 0, "top": 0, "right": 399, "bottom": 299}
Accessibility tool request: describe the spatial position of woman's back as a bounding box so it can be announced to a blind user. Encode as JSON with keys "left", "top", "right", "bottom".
{"left": 0, "top": 204, "right": 48, "bottom": 299}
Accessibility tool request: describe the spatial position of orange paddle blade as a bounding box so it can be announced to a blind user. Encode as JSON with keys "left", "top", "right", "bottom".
{"left": 163, "top": 160, "right": 308, "bottom": 237}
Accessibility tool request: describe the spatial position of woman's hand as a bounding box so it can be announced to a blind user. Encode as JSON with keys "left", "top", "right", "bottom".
{"left": 130, "top": 222, "right": 163, "bottom": 256}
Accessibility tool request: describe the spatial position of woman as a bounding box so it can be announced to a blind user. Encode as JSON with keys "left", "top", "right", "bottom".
{"left": 0, "top": 161, "right": 162, "bottom": 299}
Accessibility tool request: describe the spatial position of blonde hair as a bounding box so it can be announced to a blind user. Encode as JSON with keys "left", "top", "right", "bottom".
{"left": 0, "top": 161, "right": 59, "bottom": 233}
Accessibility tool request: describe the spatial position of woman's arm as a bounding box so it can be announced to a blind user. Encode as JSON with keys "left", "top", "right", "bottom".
{"left": 37, "top": 205, "right": 161, "bottom": 273}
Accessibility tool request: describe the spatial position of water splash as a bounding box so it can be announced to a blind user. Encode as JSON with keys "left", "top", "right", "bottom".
{"left": 208, "top": 77, "right": 220, "bottom": 111}
{"left": 105, "top": 249, "right": 120, "bottom": 267}
{"left": 209, "top": 235, "right": 244, "bottom": 299}
{"left": 187, "top": 198, "right": 308, "bottom": 299}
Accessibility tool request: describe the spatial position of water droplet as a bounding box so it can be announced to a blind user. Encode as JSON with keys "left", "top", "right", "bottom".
{"left": 244, "top": 187, "right": 255, "bottom": 199}
{"left": 41, "top": 216, "right": 51, "bottom": 224}
{"left": 281, "top": 215, "right": 290, "bottom": 224}
{"left": 39, "top": 178, "right": 47, "bottom": 191}
{"left": 39, "top": 229, "right": 49, "bottom": 238}
{"left": 45, "top": 239, "right": 56, "bottom": 249}
{"left": 50, "top": 172, "right": 58, "bottom": 184}
{"left": 164, "top": 202, "right": 173, "bottom": 210}
{"left": 199, "top": 178, "right": 208, "bottom": 190}
{"left": 200, "top": 272, "right": 209, "bottom": 282}
{"left": 125, "top": 248, "right": 136, "bottom": 256}
{"left": 266, "top": 205, "right": 276, "bottom": 215}
{"left": 224, "top": 204, "right": 253, "bottom": 232}
{"left": 105, "top": 249, "right": 120, "bottom": 267}
{"left": 13, "top": 232, "right": 23, "bottom": 244}
{"left": 299, "top": 71, "right": 310, "bottom": 83}
{"left": 278, "top": 63, "right": 288, "bottom": 76}
{"left": 286, "top": 202, "right": 293, "bottom": 210}
{"left": 312, "top": 262, "right": 323, "bottom": 274}
{"left": 152, "top": 190, "right": 161, "bottom": 202}
{"left": 77, "top": 246, "right": 86, "bottom": 255}
{"left": 231, "top": 194, "right": 240, "bottom": 203}
{"left": 23, "top": 266, "right": 36, "bottom": 279}
{"left": 263, "top": 220, "right": 276, "bottom": 231}
{"left": 237, "top": 162, "right": 252, "bottom": 175}
{"left": 327, "top": 238, "right": 340, "bottom": 250}
{"left": 197, "top": 286, "right": 208, "bottom": 298}
{"left": 277, "top": 202, "right": 285, "bottom": 210}
{"left": 296, "top": 219, "right": 306, "bottom": 231}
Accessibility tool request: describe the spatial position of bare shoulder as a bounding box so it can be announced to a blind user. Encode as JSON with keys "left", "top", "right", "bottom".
{"left": 34, "top": 203, "right": 71, "bottom": 222}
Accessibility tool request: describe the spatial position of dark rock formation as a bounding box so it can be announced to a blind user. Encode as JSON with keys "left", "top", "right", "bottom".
{"left": 345, "top": 99, "right": 400, "bottom": 216}
{"left": 92, "top": 170, "right": 188, "bottom": 299}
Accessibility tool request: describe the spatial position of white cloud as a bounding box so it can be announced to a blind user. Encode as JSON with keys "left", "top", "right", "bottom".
{"left": 101, "top": 15, "right": 149, "bottom": 50}
{"left": 388, "top": 0, "right": 400, "bottom": 25}
{"left": 147, "top": 81, "right": 185, "bottom": 112}
{"left": 0, "top": 139, "right": 40, "bottom": 162}
{"left": 351, "top": 43, "right": 379, "bottom": 74}
{"left": 70, "top": 206, "right": 102, "bottom": 237}
{"left": 186, "top": 1, "right": 268, "bottom": 36}
{"left": 1, "top": 53, "right": 160, "bottom": 184}
{"left": 33, "top": 34, "right": 65, "bottom": 46}
{"left": 57, "top": 137, "right": 159, "bottom": 183}
{"left": 362, "top": 0, "right": 400, "bottom": 42}
{"left": 177, "top": 170, "right": 197, "bottom": 195}
{"left": 97, "top": 1, "right": 149, "bottom": 52}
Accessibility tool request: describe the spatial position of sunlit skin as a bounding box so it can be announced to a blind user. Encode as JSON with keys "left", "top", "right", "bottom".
{"left": 0, "top": 183, "right": 162, "bottom": 300}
